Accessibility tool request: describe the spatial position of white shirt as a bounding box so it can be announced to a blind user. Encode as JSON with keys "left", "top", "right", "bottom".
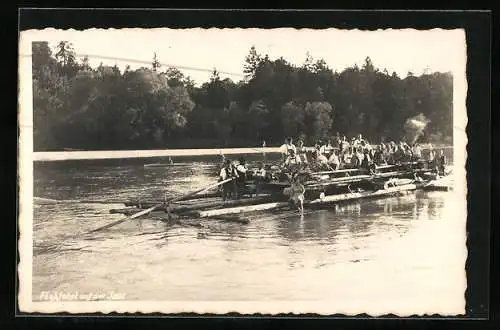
{"left": 219, "top": 167, "right": 228, "bottom": 180}
{"left": 236, "top": 164, "right": 247, "bottom": 173}
{"left": 322, "top": 144, "right": 334, "bottom": 156}
{"left": 319, "top": 145, "right": 326, "bottom": 155}
{"left": 280, "top": 143, "right": 296, "bottom": 155}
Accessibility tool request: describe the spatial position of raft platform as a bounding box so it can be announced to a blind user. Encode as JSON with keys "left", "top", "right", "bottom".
{"left": 107, "top": 165, "right": 452, "bottom": 225}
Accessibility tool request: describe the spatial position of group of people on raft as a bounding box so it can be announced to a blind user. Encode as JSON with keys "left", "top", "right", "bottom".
{"left": 218, "top": 155, "right": 305, "bottom": 213}
{"left": 280, "top": 134, "right": 447, "bottom": 175}
{"left": 218, "top": 134, "right": 448, "bottom": 214}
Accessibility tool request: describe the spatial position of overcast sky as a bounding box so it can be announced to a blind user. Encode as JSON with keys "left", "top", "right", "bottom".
{"left": 23, "top": 28, "right": 466, "bottom": 86}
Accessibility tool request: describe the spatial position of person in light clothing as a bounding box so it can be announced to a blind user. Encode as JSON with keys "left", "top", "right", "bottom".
{"left": 254, "top": 162, "right": 268, "bottom": 196}
{"left": 438, "top": 149, "right": 447, "bottom": 176}
{"left": 234, "top": 157, "right": 248, "bottom": 199}
{"left": 296, "top": 138, "right": 308, "bottom": 164}
{"left": 328, "top": 149, "right": 341, "bottom": 170}
{"left": 320, "top": 139, "right": 334, "bottom": 158}
{"left": 219, "top": 159, "right": 236, "bottom": 201}
{"left": 412, "top": 143, "right": 422, "bottom": 160}
{"left": 315, "top": 150, "right": 330, "bottom": 170}
{"left": 289, "top": 174, "right": 305, "bottom": 215}
{"left": 283, "top": 148, "right": 302, "bottom": 170}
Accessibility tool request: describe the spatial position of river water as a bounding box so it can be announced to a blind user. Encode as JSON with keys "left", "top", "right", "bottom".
{"left": 31, "top": 154, "right": 466, "bottom": 314}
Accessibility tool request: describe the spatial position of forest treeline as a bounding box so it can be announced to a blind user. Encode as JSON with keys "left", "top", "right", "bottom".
{"left": 32, "top": 41, "right": 453, "bottom": 151}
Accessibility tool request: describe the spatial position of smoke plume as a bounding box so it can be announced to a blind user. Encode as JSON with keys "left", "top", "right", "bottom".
{"left": 403, "top": 113, "right": 430, "bottom": 144}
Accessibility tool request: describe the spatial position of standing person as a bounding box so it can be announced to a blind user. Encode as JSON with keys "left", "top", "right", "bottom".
{"left": 234, "top": 157, "right": 248, "bottom": 199}
{"left": 296, "top": 138, "right": 308, "bottom": 164}
{"left": 350, "top": 137, "right": 357, "bottom": 153}
{"left": 368, "top": 147, "right": 376, "bottom": 164}
{"left": 427, "top": 145, "right": 436, "bottom": 170}
{"left": 287, "top": 137, "right": 297, "bottom": 154}
{"left": 289, "top": 174, "right": 305, "bottom": 215}
{"left": 386, "top": 144, "right": 394, "bottom": 165}
{"left": 219, "top": 159, "right": 236, "bottom": 201}
{"left": 261, "top": 139, "right": 267, "bottom": 162}
{"left": 254, "top": 162, "right": 267, "bottom": 196}
{"left": 350, "top": 148, "right": 359, "bottom": 168}
{"left": 280, "top": 138, "right": 292, "bottom": 162}
{"left": 438, "top": 149, "right": 447, "bottom": 176}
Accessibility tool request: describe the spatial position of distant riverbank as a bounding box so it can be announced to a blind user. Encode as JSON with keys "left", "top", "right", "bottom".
{"left": 32, "top": 144, "right": 453, "bottom": 162}
{"left": 32, "top": 147, "right": 282, "bottom": 162}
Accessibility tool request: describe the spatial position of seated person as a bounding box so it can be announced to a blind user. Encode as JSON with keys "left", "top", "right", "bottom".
{"left": 315, "top": 150, "right": 330, "bottom": 170}
{"left": 328, "top": 150, "right": 341, "bottom": 170}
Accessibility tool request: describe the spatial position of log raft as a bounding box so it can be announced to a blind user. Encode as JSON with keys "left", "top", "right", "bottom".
{"left": 107, "top": 165, "right": 451, "bottom": 224}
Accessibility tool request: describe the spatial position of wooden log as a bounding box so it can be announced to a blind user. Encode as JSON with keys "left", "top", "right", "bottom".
{"left": 304, "top": 168, "right": 428, "bottom": 189}
{"left": 175, "top": 195, "right": 282, "bottom": 213}
{"left": 87, "top": 178, "right": 236, "bottom": 234}
{"left": 130, "top": 195, "right": 283, "bottom": 213}
{"left": 109, "top": 207, "right": 140, "bottom": 215}
{"left": 308, "top": 183, "right": 422, "bottom": 206}
{"left": 423, "top": 185, "right": 451, "bottom": 192}
{"left": 123, "top": 191, "right": 222, "bottom": 206}
{"left": 146, "top": 212, "right": 249, "bottom": 225}
{"left": 311, "top": 168, "right": 364, "bottom": 175}
{"left": 423, "top": 175, "right": 453, "bottom": 191}
{"left": 305, "top": 174, "right": 372, "bottom": 187}
{"left": 125, "top": 197, "right": 221, "bottom": 208}
{"left": 193, "top": 202, "right": 289, "bottom": 218}
{"left": 35, "top": 197, "right": 127, "bottom": 205}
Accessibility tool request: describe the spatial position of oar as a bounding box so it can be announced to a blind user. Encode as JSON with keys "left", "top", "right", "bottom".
{"left": 86, "top": 177, "right": 235, "bottom": 234}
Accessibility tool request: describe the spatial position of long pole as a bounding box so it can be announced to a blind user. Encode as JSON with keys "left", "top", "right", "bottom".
{"left": 86, "top": 177, "right": 235, "bottom": 234}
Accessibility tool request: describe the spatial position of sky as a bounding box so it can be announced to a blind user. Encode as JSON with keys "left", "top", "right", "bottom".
{"left": 22, "top": 28, "right": 466, "bottom": 86}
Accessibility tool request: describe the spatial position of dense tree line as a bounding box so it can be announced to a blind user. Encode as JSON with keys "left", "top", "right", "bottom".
{"left": 32, "top": 42, "right": 453, "bottom": 151}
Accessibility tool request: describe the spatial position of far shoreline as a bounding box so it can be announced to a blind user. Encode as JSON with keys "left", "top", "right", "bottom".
{"left": 32, "top": 144, "right": 453, "bottom": 162}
